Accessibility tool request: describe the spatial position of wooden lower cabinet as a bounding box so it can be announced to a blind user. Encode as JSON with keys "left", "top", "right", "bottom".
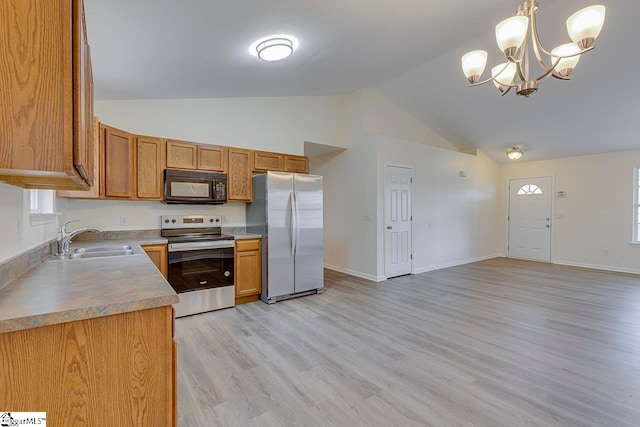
{"left": 0, "top": 306, "right": 176, "bottom": 426}
{"left": 143, "top": 244, "right": 168, "bottom": 279}
{"left": 235, "top": 238, "right": 262, "bottom": 304}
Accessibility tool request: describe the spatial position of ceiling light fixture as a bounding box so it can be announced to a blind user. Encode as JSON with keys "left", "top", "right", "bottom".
{"left": 249, "top": 35, "right": 299, "bottom": 62}
{"left": 461, "top": 1, "right": 605, "bottom": 97}
{"left": 506, "top": 147, "right": 524, "bottom": 160}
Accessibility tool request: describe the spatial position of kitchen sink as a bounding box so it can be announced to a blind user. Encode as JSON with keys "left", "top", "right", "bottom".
{"left": 47, "top": 245, "right": 141, "bottom": 261}
{"left": 73, "top": 245, "right": 134, "bottom": 253}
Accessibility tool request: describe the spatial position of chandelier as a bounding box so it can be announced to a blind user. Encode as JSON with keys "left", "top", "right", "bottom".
{"left": 461, "top": 1, "right": 605, "bottom": 97}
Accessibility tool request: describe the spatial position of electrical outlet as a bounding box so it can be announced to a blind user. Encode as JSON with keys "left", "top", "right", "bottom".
{"left": 603, "top": 249, "right": 609, "bottom": 256}
{"left": 16, "top": 217, "right": 21, "bottom": 242}
{"left": 120, "top": 215, "right": 128, "bottom": 226}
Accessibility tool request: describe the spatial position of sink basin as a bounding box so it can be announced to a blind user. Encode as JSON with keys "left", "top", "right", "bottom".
{"left": 73, "top": 245, "right": 133, "bottom": 253}
{"left": 47, "top": 245, "right": 141, "bottom": 261}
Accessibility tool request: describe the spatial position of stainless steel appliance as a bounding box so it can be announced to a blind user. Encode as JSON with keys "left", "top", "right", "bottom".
{"left": 246, "top": 172, "right": 323, "bottom": 304}
{"left": 164, "top": 169, "right": 227, "bottom": 205}
{"left": 161, "top": 215, "right": 235, "bottom": 317}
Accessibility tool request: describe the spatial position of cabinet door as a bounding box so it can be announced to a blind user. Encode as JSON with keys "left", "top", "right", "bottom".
{"left": 166, "top": 140, "right": 197, "bottom": 170}
{"left": 142, "top": 244, "right": 168, "bottom": 279}
{"left": 284, "top": 155, "right": 309, "bottom": 173}
{"left": 228, "top": 148, "right": 253, "bottom": 202}
{"left": 57, "top": 117, "right": 101, "bottom": 199}
{"left": 235, "top": 239, "right": 262, "bottom": 298}
{"left": 253, "top": 151, "right": 284, "bottom": 172}
{"left": 137, "top": 137, "right": 164, "bottom": 200}
{"left": 102, "top": 126, "right": 135, "bottom": 198}
{"left": 73, "top": 0, "right": 91, "bottom": 183}
{"left": 197, "top": 145, "right": 227, "bottom": 172}
{"left": 0, "top": 0, "right": 87, "bottom": 190}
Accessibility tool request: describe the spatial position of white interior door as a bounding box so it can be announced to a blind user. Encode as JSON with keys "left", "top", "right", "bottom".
{"left": 385, "top": 165, "right": 412, "bottom": 278}
{"left": 508, "top": 177, "right": 552, "bottom": 262}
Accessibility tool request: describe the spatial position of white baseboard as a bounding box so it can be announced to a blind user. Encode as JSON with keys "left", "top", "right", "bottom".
{"left": 553, "top": 259, "right": 640, "bottom": 275}
{"left": 323, "top": 264, "right": 386, "bottom": 282}
{"left": 413, "top": 254, "right": 501, "bottom": 275}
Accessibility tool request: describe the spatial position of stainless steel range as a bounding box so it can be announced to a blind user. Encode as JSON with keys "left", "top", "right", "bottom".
{"left": 161, "top": 215, "right": 235, "bottom": 317}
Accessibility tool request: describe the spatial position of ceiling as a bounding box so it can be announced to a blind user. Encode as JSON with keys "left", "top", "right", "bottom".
{"left": 85, "top": 0, "right": 639, "bottom": 163}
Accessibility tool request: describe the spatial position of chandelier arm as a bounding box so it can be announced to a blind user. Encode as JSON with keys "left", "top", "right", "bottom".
{"left": 515, "top": 60, "right": 526, "bottom": 83}
{"left": 467, "top": 62, "right": 513, "bottom": 87}
{"left": 534, "top": 57, "right": 574, "bottom": 82}
{"left": 501, "top": 87, "right": 512, "bottom": 96}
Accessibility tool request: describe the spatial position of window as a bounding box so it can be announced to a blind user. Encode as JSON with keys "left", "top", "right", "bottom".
{"left": 634, "top": 167, "right": 640, "bottom": 243}
{"left": 517, "top": 184, "right": 543, "bottom": 195}
{"left": 29, "top": 190, "right": 58, "bottom": 224}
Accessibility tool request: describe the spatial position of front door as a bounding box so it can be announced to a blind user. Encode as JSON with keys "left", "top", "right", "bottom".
{"left": 385, "top": 165, "right": 413, "bottom": 278}
{"left": 508, "top": 177, "right": 552, "bottom": 261}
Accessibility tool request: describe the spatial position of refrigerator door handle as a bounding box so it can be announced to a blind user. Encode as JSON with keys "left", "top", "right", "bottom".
{"left": 289, "top": 191, "right": 296, "bottom": 257}
{"left": 293, "top": 191, "right": 300, "bottom": 257}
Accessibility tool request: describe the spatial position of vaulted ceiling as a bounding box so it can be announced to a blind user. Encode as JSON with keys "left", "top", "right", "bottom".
{"left": 85, "top": 0, "right": 639, "bottom": 163}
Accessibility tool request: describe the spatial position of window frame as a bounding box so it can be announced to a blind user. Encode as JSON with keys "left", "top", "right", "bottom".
{"left": 29, "top": 189, "right": 60, "bottom": 225}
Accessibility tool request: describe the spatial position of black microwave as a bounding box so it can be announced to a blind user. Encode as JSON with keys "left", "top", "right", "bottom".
{"left": 164, "top": 169, "right": 227, "bottom": 204}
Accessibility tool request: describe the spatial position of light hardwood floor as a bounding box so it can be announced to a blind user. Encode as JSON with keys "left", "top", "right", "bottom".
{"left": 175, "top": 258, "right": 640, "bottom": 426}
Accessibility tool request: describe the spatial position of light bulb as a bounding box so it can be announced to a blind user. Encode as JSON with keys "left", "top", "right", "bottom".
{"left": 495, "top": 16, "right": 529, "bottom": 56}
{"left": 506, "top": 147, "right": 523, "bottom": 160}
{"left": 461, "top": 50, "right": 488, "bottom": 84}
{"left": 491, "top": 62, "right": 517, "bottom": 92}
{"left": 566, "top": 5, "right": 605, "bottom": 49}
{"left": 551, "top": 43, "right": 582, "bottom": 77}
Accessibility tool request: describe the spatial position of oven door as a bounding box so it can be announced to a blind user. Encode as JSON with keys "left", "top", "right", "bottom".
{"left": 168, "top": 245, "right": 234, "bottom": 293}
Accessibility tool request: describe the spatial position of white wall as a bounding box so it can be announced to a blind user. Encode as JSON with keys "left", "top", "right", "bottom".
{"left": 312, "top": 89, "right": 499, "bottom": 281}
{"left": 0, "top": 184, "right": 58, "bottom": 263}
{"left": 57, "top": 199, "right": 245, "bottom": 231}
{"left": 499, "top": 150, "right": 640, "bottom": 273}
{"left": 95, "top": 95, "right": 350, "bottom": 154}
{"left": 376, "top": 136, "right": 498, "bottom": 277}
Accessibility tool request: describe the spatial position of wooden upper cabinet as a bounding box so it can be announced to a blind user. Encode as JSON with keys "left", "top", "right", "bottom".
{"left": 198, "top": 145, "right": 227, "bottom": 172}
{"left": 0, "top": 0, "right": 91, "bottom": 190}
{"left": 284, "top": 155, "right": 310, "bottom": 174}
{"left": 57, "top": 117, "right": 101, "bottom": 199}
{"left": 102, "top": 125, "right": 135, "bottom": 198}
{"left": 228, "top": 148, "right": 253, "bottom": 202}
{"left": 253, "top": 151, "right": 284, "bottom": 172}
{"left": 137, "top": 137, "right": 164, "bottom": 199}
{"left": 166, "top": 140, "right": 197, "bottom": 170}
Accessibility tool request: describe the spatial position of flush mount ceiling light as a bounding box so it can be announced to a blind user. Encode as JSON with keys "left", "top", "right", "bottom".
{"left": 506, "top": 146, "right": 524, "bottom": 160}
{"left": 249, "top": 35, "right": 299, "bottom": 62}
{"left": 461, "top": 1, "right": 605, "bottom": 97}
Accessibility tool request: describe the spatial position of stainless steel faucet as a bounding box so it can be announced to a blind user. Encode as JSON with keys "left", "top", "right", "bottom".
{"left": 57, "top": 220, "right": 104, "bottom": 255}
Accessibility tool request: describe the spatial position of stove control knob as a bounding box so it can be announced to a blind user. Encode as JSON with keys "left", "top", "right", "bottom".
{"left": 209, "top": 218, "right": 214, "bottom": 223}
{"left": 164, "top": 219, "right": 169, "bottom": 223}
{"left": 224, "top": 271, "right": 230, "bottom": 277}
{"left": 172, "top": 219, "right": 176, "bottom": 223}
{"left": 215, "top": 218, "right": 220, "bottom": 223}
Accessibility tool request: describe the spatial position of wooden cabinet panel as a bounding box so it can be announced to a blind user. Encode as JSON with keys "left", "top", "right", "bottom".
{"left": 235, "top": 238, "right": 262, "bottom": 302}
{"left": 142, "top": 244, "right": 168, "bottom": 279}
{"left": 253, "top": 151, "right": 284, "bottom": 171}
{"left": 284, "top": 155, "right": 309, "bottom": 173}
{"left": 228, "top": 148, "right": 253, "bottom": 202}
{"left": 103, "top": 125, "right": 135, "bottom": 198}
{"left": 0, "top": 306, "right": 175, "bottom": 426}
{"left": 166, "top": 140, "right": 197, "bottom": 170}
{"left": 198, "top": 145, "right": 227, "bottom": 172}
{"left": 0, "top": 0, "right": 90, "bottom": 190}
{"left": 57, "top": 116, "right": 101, "bottom": 199}
{"left": 73, "top": 0, "right": 92, "bottom": 184}
{"left": 137, "top": 137, "right": 164, "bottom": 200}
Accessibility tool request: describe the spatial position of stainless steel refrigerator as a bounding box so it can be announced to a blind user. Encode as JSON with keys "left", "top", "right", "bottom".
{"left": 246, "top": 172, "right": 323, "bottom": 304}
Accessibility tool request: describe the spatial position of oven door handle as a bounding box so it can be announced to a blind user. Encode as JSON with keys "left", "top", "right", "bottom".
{"left": 168, "top": 241, "right": 235, "bottom": 252}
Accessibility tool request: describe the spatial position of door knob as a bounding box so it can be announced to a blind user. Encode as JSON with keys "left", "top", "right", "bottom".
{"left": 545, "top": 224, "right": 550, "bottom": 228}
{"left": 387, "top": 226, "right": 392, "bottom": 229}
